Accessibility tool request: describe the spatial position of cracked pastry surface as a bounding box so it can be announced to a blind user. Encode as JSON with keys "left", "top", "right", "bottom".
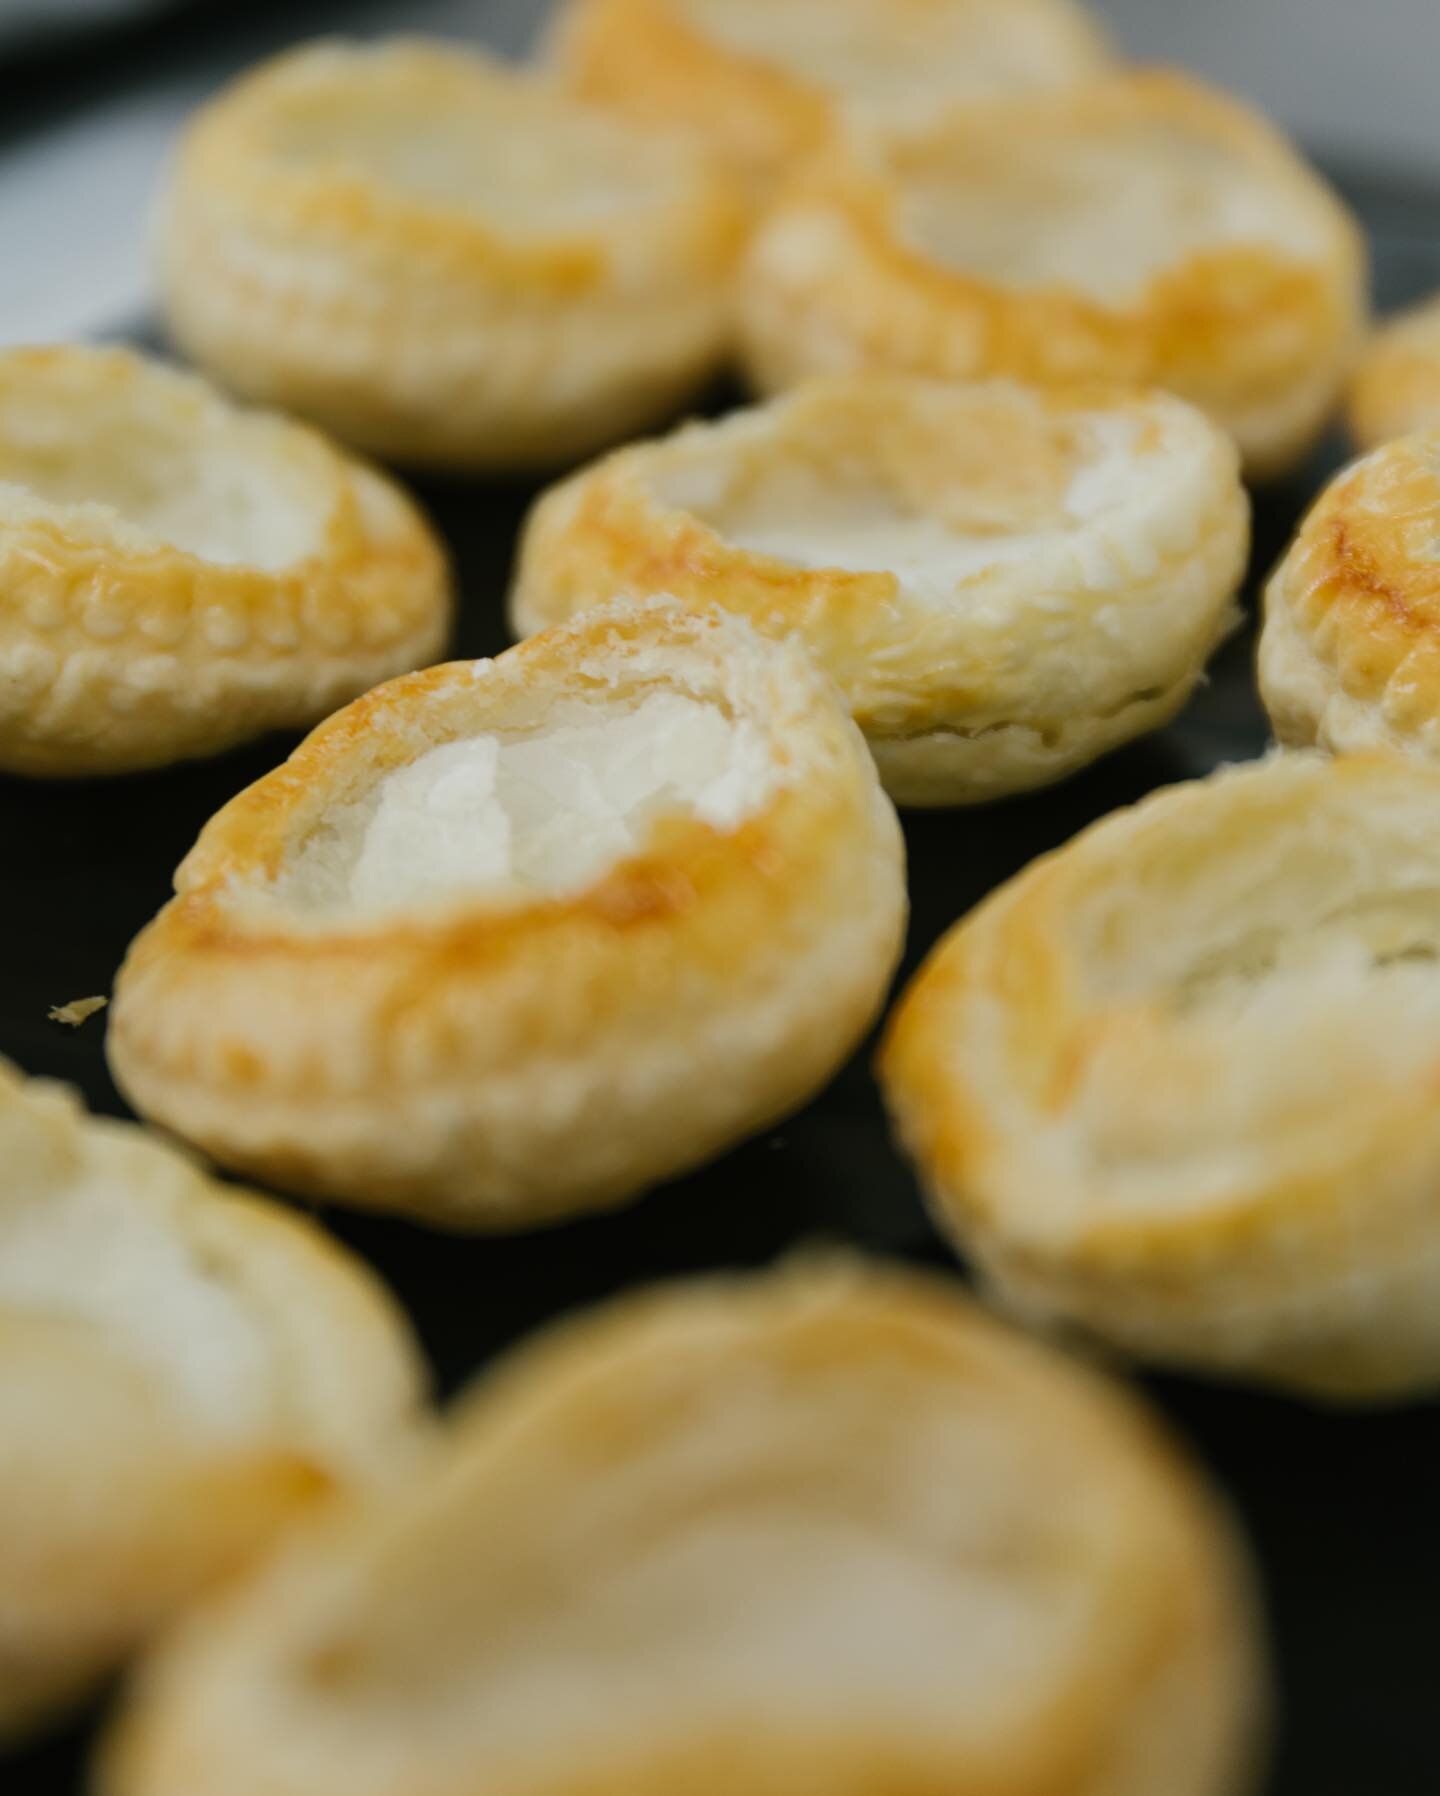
{"left": 882, "top": 751, "right": 1440, "bottom": 1400}
{"left": 512, "top": 376, "right": 1248, "bottom": 805}
{"left": 0, "top": 345, "right": 450, "bottom": 776}
{"left": 1348, "top": 293, "right": 1440, "bottom": 450}
{"left": 1259, "top": 430, "right": 1440, "bottom": 760}
{"left": 106, "top": 601, "right": 906, "bottom": 1230}
{"left": 99, "top": 1257, "right": 1265, "bottom": 1796}
{"left": 738, "top": 71, "right": 1366, "bottom": 479}
{"left": 549, "top": 0, "right": 1110, "bottom": 194}
{"left": 158, "top": 37, "right": 746, "bottom": 471}
{"left": 0, "top": 1057, "right": 424, "bottom": 1739}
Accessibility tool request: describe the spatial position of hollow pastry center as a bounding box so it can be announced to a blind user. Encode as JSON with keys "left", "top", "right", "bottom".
{"left": 1057, "top": 850, "right": 1440, "bottom": 1197}
{"left": 678, "top": 0, "right": 1100, "bottom": 117}
{"left": 265, "top": 74, "right": 673, "bottom": 233}
{"left": 661, "top": 408, "right": 1142, "bottom": 602}
{"left": 0, "top": 385, "right": 327, "bottom": 569}
{"left": 285, "top": 1365, "right": 1106, "bottom": 1762}
{"left": 309, "top": 691, "right": 775, "bottom": 918}
{"left": 899, "top": 126, "right": 1325, "bottom": 305}
{"left": 0, "top": 1172, "right": 274, "bottom": 1436}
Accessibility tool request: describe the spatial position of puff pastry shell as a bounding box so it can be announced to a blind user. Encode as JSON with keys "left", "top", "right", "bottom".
{"left": 0, "top": 345, "right": 449, "bottom": 776}
{"left": 1259, "top": 431, "right": 1440, "bottom": 760}
{"left": 550, "top": 0, "right": 1110, "bottom": 194}
{"left": 739, "top": 71, "right": 1366, "bottom": 479}
{"left": 512, "top": 376, "right": 1248, "bottom": 805}
{"left": 99, "top": 1257, "right": 1265, "bottom": 1796}
{"left": 106, "top": 601, "right": 906, "bottom": 1229}
{"left": 0, "top": 1058, "right": 424, "bottom": 1738}
{"left": 883, "top": 750, "right": 1440, "bottom": 1400}
{"left": 158, "top": 38, "right": 746, "bottom": 471}
{"left": 1348, "top": 293, "right": 1440, "bottom": 450}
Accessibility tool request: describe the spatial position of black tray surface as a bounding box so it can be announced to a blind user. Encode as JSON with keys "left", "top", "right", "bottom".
{"left": 7, "top": 175, "right": 1440, "bottom": 1794}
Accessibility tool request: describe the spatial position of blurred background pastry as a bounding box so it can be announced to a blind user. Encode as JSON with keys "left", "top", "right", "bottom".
{"left": 99, "top": 1259, "right": 1266, "bottom": 1796}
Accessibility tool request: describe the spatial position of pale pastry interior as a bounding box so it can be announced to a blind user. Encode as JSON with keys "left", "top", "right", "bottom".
{"left": 0, "top": 353, "right": 333, "bottom": 573}
{"left": 897, "top": 122, "right": 1332, "bottom": 306}
{"left": 1052, "top": 786, "right": 1440, "bottom": 1217}
{"left": 672, "top": 0, "right": 1108, "bottom": 124}
{"left": 278, "top": 691, "right": 778, "bottom": 919}
{"left": 253, "top": 42, "right": 695, "bottom": 234}
{"left": 657, "top": 403, "right": 1162, "bottom": 604}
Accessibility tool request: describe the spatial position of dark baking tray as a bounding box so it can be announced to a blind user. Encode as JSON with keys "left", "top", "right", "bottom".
{"left": 7, "top": 173, "right": 1440, "bottom": 1795}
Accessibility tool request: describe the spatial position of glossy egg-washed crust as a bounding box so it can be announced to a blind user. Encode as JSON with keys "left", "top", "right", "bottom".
{"left": 99, "top": 1258, "right": 1266, "bottom": 1796}
{"left": 512, "top": 376, "right": 1248, "bottom": 805}
{"left": 738, "top": 71, "right": 1366, "bottom": 479}
{"left": 0, "top": 346, "right": 450, "bottom": 776}
{"left": 1260, "top": 431, "right": 1440, "bottom": 759}
{"left": 0, "top": 1059, "right": 425, "bottom": 1739}
{"left": 881, "top": 751, "right": 1440, "bottom": 1400}
{"left": 548, "top": 0, "right": 1111, "bottom": 194}
{"left": 1348, "top": 293, "right": 1440, "bottom": 450}
{"left": 159, "top": 38, "right": 747, "bottom": 471}
{"left": 107, "top": 603, "right": 907, "bottom": 1230}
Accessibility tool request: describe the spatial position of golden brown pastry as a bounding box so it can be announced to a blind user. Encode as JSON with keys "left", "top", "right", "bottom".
{"left": 99, "top": 1257, "right": 1266, "bottom": 1796}
{"left": 0, "top": 1058, "right": 424, "bottom": 1739}
{"left": 1259, "top": 430, "right": 1440, "bottom": 759}
{"left": 1348, "top": 293, "right": 1440, "bottom": 449}
{"left": 106, "top": 600, "right": 906, "bottom": 1230}
{"left": 882, "top": 750, "right": 1440, "bottom": 1401}
{"left": 739, "top": 71, "right": 1366, "bottom": 479}
{"left": 0, "top": 345, "right": 449, "bottom": 777}
{"left": 512, "top": 375, "right": 1249, "bottom": 805}
{"left": 158, "top": 38, "right": 746, "bottom": 471}
{"left": 550, "top": 0, "right": 1110, "bottom": 194}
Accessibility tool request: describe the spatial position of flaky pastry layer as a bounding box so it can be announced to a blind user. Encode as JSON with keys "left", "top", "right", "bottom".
{"left": 738, "top": 71, "right": 1366, "bottom": 479}
{"left": 0, "top": 1058, "right": 424, "bottom": 1738}
{"left": 882, "top": 751, "right": 1440, "bottom": 1400}
{"left": 158, "top": 38, "right": 746, "bottom": 470}
{"left": 1260, "top": 430, "right": 1440, "bottom": 760}
{"left": 0, "top": 345, "right": 450, "bottom": 775}
{"left": 99, "top": 1258, "right": 1265, "bottom": 1796}
{"left": 107, "top": 601, "right": 906, "bottom": 1229}
{"left": 549, "top": 0, "right": 1110, "bottom": 194}
{"left": 511, "top": 375, "right": 1248, "bottom": 805}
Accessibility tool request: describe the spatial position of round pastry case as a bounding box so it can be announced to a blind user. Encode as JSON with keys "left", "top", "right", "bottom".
{"left": 4, "top": 171, "right": 1438, "bottom": 1796}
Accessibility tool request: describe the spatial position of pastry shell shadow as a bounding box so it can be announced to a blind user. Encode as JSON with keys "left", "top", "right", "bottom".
{"left": 157, "top": 37, "right": 747, "bottom": 471}
{"left": 738, "top": 70, "right": 1367, "bottom": 479}
{"left": 511, "top": 374, "right": 1249, "bottom": 806}
{"left": 882, "top": 750, "right": 1440, "bottom": 1401}
{"left": 106, "top": 601, "right": 907, "bottom": 1230}
{"left": 0, "top": 345, "right": 450, "bottom": 776}
{"left": 0, "top": 1057, "right": 425, "bottom": 1739}
{"left": 97, "top": 1256, "right": 1267, "bottom": 1796}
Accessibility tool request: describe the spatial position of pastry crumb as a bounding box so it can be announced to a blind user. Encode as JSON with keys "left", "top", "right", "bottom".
{"left": 49, "top": 995, "right": 108, "bottom": 1027}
